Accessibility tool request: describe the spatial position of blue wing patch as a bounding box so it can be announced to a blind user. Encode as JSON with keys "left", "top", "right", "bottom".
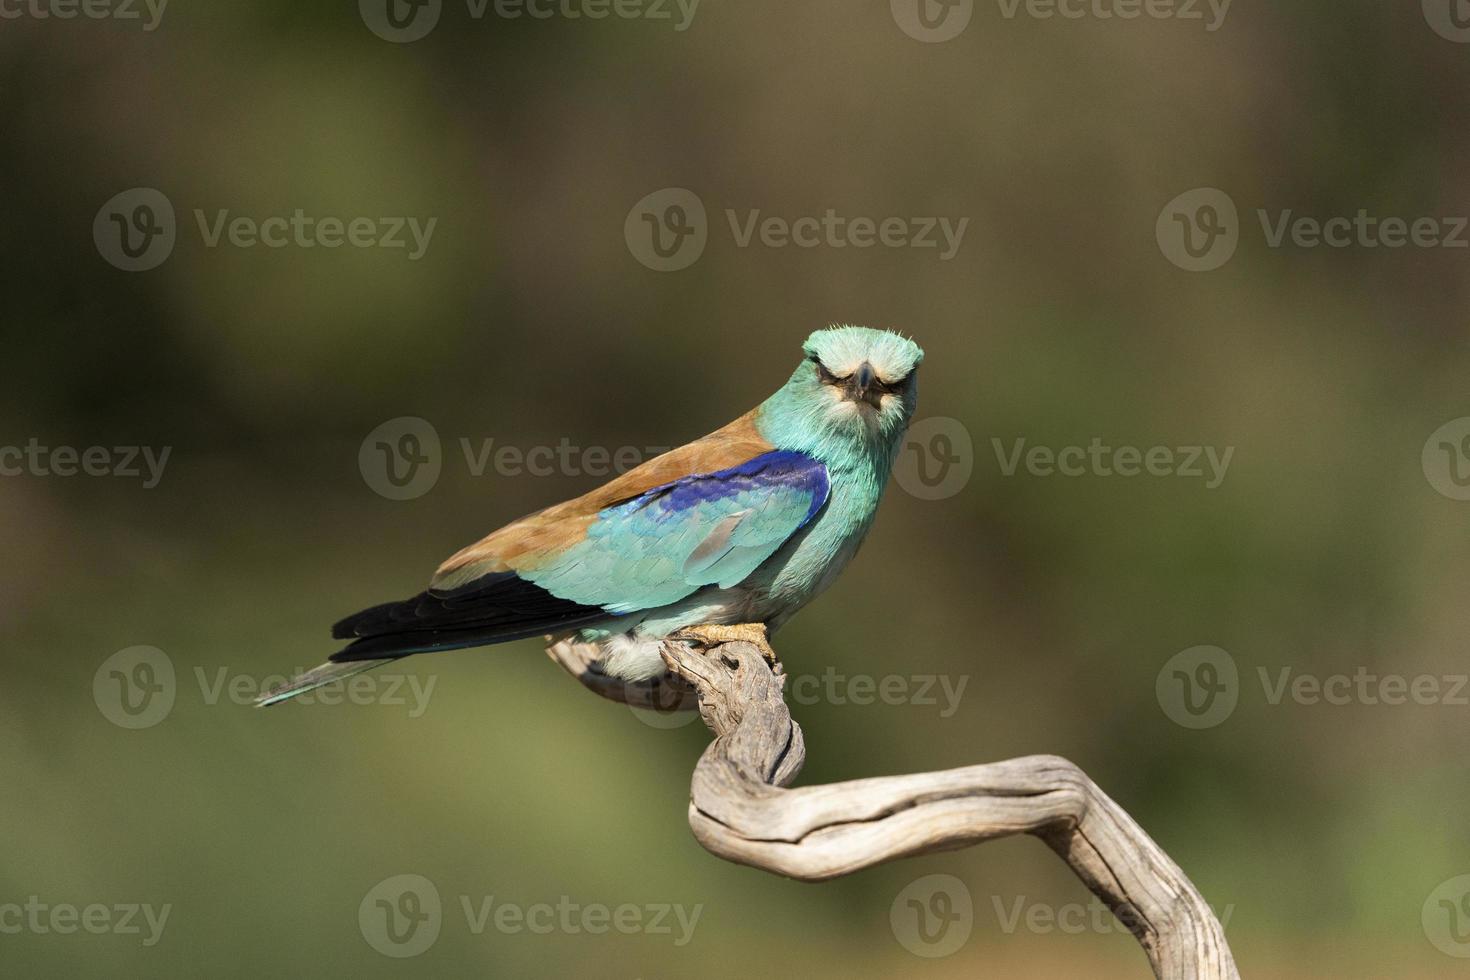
{"left": 521, "top": 450, "right": 829, "bottom": 614}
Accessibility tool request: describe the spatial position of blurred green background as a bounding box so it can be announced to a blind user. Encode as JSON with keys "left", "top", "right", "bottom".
{"left": 3, "top": 1, "right": 1470, "bottom": 976}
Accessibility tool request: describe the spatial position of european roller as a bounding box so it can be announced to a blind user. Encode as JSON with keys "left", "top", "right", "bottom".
{"left": 258, "top": 325, "right": 923, "bottom": 705}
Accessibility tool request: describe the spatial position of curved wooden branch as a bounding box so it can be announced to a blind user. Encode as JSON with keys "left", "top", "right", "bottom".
{"left": 545, "top": 636, "right": 698, "bottom": 712}
{"left": 546, "top": 635, "right": 1239, "bottom": 980}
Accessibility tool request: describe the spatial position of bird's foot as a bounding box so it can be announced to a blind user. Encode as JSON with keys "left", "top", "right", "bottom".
{"left": 670, "top": 623, "right": 779, "bottom": 669}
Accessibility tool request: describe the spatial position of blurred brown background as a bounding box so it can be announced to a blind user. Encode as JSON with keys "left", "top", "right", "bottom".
{"left": 3, "top": 1, "right": 1470, "bottom": 976}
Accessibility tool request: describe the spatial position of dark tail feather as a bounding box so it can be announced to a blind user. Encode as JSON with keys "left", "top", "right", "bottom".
{"left": 327, "top": 572, "right": 608, "bottom": 664}
{"left": 255, "top": 657, "right": 403, "bottom": 707}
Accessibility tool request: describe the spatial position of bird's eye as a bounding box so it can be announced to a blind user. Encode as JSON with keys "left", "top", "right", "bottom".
{"left": 813, "top": 361, "right": 839, "bottom": 384}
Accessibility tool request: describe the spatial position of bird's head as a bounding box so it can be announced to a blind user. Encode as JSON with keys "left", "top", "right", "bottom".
{"left": 759, "top": 325, "right": 924, "bottom": 463}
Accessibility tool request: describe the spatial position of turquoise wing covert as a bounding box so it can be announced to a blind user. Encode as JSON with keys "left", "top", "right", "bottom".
{"left": 519, "top": 450, "right": 830, "bottom": 614}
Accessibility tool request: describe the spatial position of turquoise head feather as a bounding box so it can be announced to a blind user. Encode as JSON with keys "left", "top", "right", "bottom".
{"left": 756, "top": 324, "right": 924, "bottom": 477}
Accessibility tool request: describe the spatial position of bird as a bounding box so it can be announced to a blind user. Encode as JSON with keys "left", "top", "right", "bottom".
{"left": 257, "top": 325, "right": 923, "bottom": 706}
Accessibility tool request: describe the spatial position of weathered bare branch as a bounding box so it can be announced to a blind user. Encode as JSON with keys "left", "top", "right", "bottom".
{"left": 545, "top": 635, "right": 698, "bottom": 712}
{"left": 545, "top": 635, "right": 1238, "bottom": 980}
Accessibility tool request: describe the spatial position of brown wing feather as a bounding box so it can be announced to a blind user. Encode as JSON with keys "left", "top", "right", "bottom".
{"left": 430, "top": 410, "right": 773, "bottom": 592}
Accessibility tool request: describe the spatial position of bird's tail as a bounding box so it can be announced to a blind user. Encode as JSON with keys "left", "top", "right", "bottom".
{"left": 254, "top": 657, "right": 404, "bottom": 708}
{"left": 257, "top": 573, "right": 608, "bottom": 707}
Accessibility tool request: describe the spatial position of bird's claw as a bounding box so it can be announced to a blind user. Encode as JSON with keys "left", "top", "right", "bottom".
{"left": 670, "top": 623, "right": 779, "bottom": 669}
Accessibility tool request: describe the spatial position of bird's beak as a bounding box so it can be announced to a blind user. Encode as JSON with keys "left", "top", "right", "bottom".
{"left": 850, "top": 361, "right": 882, "bottom": 409}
